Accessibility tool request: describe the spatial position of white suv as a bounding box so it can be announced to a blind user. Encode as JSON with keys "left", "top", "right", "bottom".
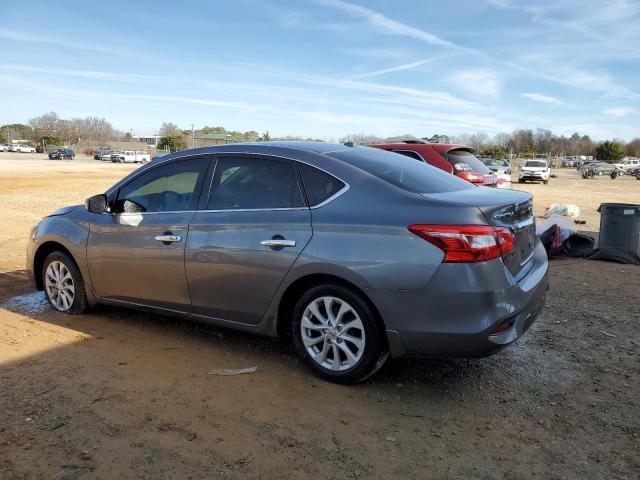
{"left": 518, "top": 160, "right": 550, "bottom": 184}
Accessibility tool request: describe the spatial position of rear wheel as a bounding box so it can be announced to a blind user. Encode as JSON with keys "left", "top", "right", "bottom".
{"left": 292, "top": 284, "right": 387, "bottom": 384}
{"left": 543, "top": 179, "right": 549, "bottom": 184}
{"left": 42, "top": 251, "right": 88, "bottom": 314}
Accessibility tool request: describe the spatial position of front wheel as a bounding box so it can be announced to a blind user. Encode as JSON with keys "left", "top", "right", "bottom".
{"left": 292, "top": 284, "right": 387, "bottom": 384}
{"left": 42, "top": 251, "right": 88, "bottom": 314}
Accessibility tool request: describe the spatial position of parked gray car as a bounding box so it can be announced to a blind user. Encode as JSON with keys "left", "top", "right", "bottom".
{"left": 27, "top": 142, "right": 548, "bottom": 383}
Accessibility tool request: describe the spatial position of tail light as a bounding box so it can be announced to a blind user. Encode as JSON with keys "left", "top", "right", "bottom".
{"left": 408, "top": 224, "right": 515, "bottom": 263}
{"left": 456, "top": 171, "right": 485, "bottom": 183}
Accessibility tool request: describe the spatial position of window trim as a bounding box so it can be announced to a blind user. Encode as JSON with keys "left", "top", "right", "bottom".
{"left": 201, "top": 153, "right": 349, "bottom": 212}
{"left": 111, "top": 156, "right": 210, "bottom": 214}
{"left": 106, "top": 151, "right": 350, "bottom": 213}
{"left": 297, "top": 162, "right": 350, "bottom": 208}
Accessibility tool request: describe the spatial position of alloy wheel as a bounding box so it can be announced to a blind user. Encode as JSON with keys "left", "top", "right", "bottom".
{"left": 44, "top": 260, "right": 75, "bottom": 311}
{"left": 300, "top": 296, "right": 366, "bottom": 371}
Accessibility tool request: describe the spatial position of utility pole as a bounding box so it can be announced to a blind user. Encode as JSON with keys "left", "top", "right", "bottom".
{"left": 191, "top": 124, "right": 195, "bottom": 149}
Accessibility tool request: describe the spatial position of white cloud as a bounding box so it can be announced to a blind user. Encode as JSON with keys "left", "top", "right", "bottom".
{"left": 521, "top": 92, "right": 563, "bottom": 105}
{"left": 603, "top": 106, "right": 635, "bottom": 117}
{"left": 351, "top": 58, "right": 441, "bottom": 79}
{"left": 449, "top": 69, "right": 503, "bottom": 98}
{"left": 0, "top": 28, "right": 134, "bottom": 57}
{"left": 315, "top": 1, "right": 640, "bottom": 101}
{"left": 313, "top": 0, "right": 468, "bottom": 52}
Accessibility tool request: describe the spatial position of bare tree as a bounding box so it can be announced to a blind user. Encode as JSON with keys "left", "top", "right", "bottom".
{"left": 339, "top": 133, "right": 385, "bottom": 145}
{"left": 159, "top": 122, "right": 180, "bottom": 136}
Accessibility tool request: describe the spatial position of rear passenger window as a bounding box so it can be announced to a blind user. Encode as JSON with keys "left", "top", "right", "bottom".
{"left": 208, "top": 157, "right": 305, "bottom": 210}
{"left": 299, "top": 163, "right": 346, "bottom": 206}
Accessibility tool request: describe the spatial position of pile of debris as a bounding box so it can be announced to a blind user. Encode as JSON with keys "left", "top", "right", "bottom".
{"left": 537, "top": 203, "right": 640, "bottom": 265}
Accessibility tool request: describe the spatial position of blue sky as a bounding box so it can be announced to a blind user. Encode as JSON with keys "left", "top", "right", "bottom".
{"left": 1, "top": 0, "right": 639, "bottom": 140}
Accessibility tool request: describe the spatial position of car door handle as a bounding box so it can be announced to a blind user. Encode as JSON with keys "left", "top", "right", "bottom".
{"left": 155, "top": 235, "right": 182, "bottom": 243}
{"left": 260, "top": 239, "right": 296, "bottom": 248}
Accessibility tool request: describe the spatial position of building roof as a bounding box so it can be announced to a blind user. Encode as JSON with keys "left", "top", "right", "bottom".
{"left": 194, "top": 133, "right": 238, "bottom": 141}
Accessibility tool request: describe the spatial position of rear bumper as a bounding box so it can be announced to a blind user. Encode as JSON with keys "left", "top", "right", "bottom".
{"left": 373, "top": 239, "right": 549, "bottom": 358}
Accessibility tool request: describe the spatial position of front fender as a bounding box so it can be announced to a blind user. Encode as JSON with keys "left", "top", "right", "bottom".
{"left": 28, "top": 211, "right": 94, "bottom": 303}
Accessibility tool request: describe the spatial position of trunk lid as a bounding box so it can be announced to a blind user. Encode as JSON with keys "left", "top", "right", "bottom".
{"left": 420, "top": 188, "right": 536, "bottom": 277}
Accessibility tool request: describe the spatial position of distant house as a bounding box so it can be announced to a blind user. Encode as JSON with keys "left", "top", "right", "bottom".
{"left": 134, "top": 135, "right": 161, "bottom": 147}
{"left": 193, "top": 133, "right": 239, "bottom": 146}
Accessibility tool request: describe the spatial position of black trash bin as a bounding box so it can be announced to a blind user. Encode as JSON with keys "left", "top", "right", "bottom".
{"left": 597, "top": 203, "right": 640, "bottom": 255}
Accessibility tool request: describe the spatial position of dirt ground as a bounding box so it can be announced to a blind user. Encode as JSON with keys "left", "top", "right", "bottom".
{"left": 1, "top": 153, "right": 639, "bottom": 479}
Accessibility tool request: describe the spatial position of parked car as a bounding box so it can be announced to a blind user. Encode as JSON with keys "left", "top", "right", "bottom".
{"left": 613, "top": 158, "right": 639, "bottom": 174}
{"left": 368, "top": 140, "right": 498, "bottom": 187}
{"left": 0, "top": 143, "right": 9, "bottom": 152}
{"left": 27, "top": 142, "right": 548, "bottom": 383}
{"left": 579, "top": 161, "right": 618, "bottom": 178}
{"left": 480, "top": 158, "right": 511, "bottom": 175}
{"left": 49, "top": 149, "right": 76, "bottom": 160}
{"left": 10, "top": 144, "right": 36, "bottom": 153}
{"left": 518, "top": 160, "right": 550, "bottom": 184}
{"left": 94, "top": 149, "right": 113, "bottom": 160}
{"left": 629, "top": 165, "right": 640, "bottom": 179}
{"left": 110, "top": 150, "right": 150, "bottom": 163}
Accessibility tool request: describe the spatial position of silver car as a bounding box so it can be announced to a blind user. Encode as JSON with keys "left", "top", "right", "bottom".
{"left": 27, "top": 142, "right": 548, "bottom": 383}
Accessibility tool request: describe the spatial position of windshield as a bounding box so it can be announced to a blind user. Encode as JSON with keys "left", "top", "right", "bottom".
{"left": 446, "top": 149, "right": 491, "bottom": 174}
{"left": 524, "top": 161, "right": 547, "bottom": 168}
{"left": 481, "top": 158, "right": 508, "bottom": 167}
{"left": 328, "top": 146, "right": 474, "bottom": 193}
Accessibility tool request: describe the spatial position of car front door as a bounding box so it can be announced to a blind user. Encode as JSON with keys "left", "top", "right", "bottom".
{"left": 186, "top": 155, "right": 312, "bottom": 324}
{"left": 87, "top": 156, "right": 210, "bottom": 311}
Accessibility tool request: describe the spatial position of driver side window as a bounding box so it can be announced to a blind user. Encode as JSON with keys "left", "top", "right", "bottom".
{"left": 114, "top": 158, "right": 208, "bottom": 213}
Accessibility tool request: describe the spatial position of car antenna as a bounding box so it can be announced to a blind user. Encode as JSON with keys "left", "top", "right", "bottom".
{"left": 343, "top": 141, "right": 354, "bottom": 147}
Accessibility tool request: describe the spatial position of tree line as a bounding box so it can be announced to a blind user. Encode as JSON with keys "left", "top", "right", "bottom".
{"left": 0, "top": 112, "right": 116, "bottom": 147}
{"left": 342, "top": 129, "right": 639, "bottom": 162}
{"left": 2, "top": 112, "right": 637, "bottom": 162}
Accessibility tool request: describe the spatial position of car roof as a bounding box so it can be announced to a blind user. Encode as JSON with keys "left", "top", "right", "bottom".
{"left": 148, "top": 141, "right": 354, "bottom": 165}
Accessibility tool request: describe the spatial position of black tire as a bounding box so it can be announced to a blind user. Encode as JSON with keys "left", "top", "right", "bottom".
{"left": 543, "top": 179, "right": 549, "bottom": 184}
{"left": 291, "top": 283, "right": 387, "bottom": 384}
{"left": 42, "top": 251, "right": 88, "bottom": 314}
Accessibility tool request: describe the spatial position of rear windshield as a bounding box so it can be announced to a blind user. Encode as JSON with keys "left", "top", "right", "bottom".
{"left": 524, "top": 160, "right": 547, "bottom": 168}
{"left": 446, "top": 149, "right": 491, "bottom": 174}
{"left": 327, "top": 147, "right": 474, "bottom": 193}
{"left": 481, "top": 158, "right": 508, "bottom": 167}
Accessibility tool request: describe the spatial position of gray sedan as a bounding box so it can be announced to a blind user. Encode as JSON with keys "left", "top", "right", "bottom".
{"left": 27, "top": 142, "right": 548, "bottom": 383}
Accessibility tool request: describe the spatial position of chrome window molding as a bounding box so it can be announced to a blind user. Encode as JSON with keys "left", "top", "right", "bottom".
{"left": 105, "top": 150, "right": 351, "bottom": 211}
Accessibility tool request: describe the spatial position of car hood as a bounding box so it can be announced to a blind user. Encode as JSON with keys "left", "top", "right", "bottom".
{"left": 45, "top": 205, "right": 78, "bottom": 218}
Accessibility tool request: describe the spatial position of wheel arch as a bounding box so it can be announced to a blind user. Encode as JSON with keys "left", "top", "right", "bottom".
{"left": 33, "top": 241, "right": 77, "bottom": 291}
{"left": 275, "top": 273, "right": 387, "bottom": 348}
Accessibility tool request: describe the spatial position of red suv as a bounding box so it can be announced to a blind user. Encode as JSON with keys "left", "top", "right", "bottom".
{"left": 368, "top": 140, "right": 497, "bottom": 187}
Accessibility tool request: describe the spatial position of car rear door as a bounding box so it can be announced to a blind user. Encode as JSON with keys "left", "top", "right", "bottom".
{"left": 87, "top": 156, "right": 211, "bottom": 311}
{"left": 186, "top": 155, "right": 312, "bottom": 324}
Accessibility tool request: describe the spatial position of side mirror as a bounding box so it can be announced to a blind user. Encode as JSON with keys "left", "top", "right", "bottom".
{"left": 85, "top": 194, "right": 108, "bottom": 213}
